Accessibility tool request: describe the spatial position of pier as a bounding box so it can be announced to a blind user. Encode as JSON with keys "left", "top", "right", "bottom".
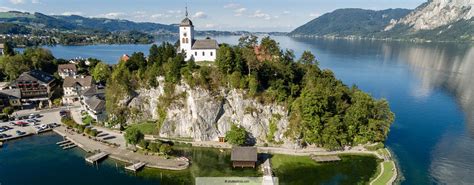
{"left": 85, "top": 152, "right": 109, "bottom": 164}
{"left": 125, "top": 162, "right": 147, "bottom": 172}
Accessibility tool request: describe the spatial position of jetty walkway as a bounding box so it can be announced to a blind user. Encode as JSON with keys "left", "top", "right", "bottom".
{"left": 53, "top": 126, "right": 189, "bottom": 170}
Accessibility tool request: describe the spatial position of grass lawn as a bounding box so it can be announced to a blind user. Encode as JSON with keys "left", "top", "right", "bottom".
{"left": 127, "top": 121, "right": 159, "bottom": 135}
{"left": 371, "top": 161, "right": 395, "bottom": 185}
{"left": 271, "top": 154, "right": 379, "bottom": 185}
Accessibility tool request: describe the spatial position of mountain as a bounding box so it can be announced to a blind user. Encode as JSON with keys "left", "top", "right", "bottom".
{"left": 383, "top": 0, "right": 473, "bottom": 41}
{"left": 0, "top": 11, "right": 253, "bottom": 36}
{"left": 291, "top": 0, "right": 473, "bottom": 42}
{"left": 289, "top": 8, "right": 411, "bottom": 37}
{"left": 0, "top": 11, "right": 177, "bottom": 34}
{"left": 385, "top": 0, "right": 473, "bottom": 31}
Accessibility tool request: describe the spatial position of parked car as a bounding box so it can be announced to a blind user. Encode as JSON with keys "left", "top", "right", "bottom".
{"left": 0, "top": 133, "right": 10, "bottom": 138}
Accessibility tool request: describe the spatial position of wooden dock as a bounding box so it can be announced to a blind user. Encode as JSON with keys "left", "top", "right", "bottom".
{"left": 311, "top": 155, "right": 341, "bottom": 162}
{"left": 125, "top": 162, "right": 147, "bottom": 172}
{"left": 62, "top": 144, "right": 77, "bottom": 150}
{"left": 85, "top": 152, "right": 109, "bottom": 164}
{"left": 56, "top": 140, "right": 70, "bottom": 145}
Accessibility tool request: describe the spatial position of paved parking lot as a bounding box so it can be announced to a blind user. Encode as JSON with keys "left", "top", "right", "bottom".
{"left": 0, "top": 109, "right": 63, "bottom": 141}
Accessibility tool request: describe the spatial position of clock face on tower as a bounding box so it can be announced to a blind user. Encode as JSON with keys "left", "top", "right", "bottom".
{"left": 183, "top": 32, "right": 187, "bottom": 37}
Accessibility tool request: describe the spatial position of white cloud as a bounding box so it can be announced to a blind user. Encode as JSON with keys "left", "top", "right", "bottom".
{"left": 234, "top": 8, "right": 247, "bottom": 16}
{"left": 192, "top": 11, "right": 208, "bottom": 19}
{"left": 235, "top": 8, "right": 247, "bottom": 13}
{"left": 251, "top": 10, "right": 271, "bottom": 20}
{"left": 204, "top": 24, "right": 216, "bottom": 28}
{"left": 167, "top": 10, "right": 182, "bottom": 14}
{"left": 0, "top": 6, "right": 20, "bottom": 12}
{"left": 97, "top": 12, "right": 125, "bottom": 19}
{"left": 61, "top": 11, "right": 83, "bottom": 16}
{"left": 283, "top": 11, "right": 291, "bottom": 14}
{"left": 9, "top": 0, "right": 25, "bottom": 4}
{"left": 224, "top": 3, "right": 239, "bottom": 9}
{"left": 309, "top": 13, "right": 320, "bottom": 17}
{"left": 31, "top": 0, "right": 39, "bottom": 4}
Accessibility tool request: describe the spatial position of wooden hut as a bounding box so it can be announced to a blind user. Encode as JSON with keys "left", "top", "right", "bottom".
{"left": 231, "top": 147, "right": 258, "bottom": 168}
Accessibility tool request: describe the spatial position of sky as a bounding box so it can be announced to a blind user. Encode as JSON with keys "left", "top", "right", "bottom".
{"left": 0, "top": 0, "right": 426, "bottom": 32}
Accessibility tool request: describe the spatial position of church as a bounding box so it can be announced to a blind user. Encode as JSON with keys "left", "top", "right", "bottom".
{"left": 179, "top": 9, "right": 219, "bottom": 62}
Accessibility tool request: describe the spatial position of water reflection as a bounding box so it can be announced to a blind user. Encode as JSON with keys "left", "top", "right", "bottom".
{"left": 398, "top": 43, "right": 474, "bottom": 184}
{"left": 290, "top": 37, "right": 474, "bottom": 184}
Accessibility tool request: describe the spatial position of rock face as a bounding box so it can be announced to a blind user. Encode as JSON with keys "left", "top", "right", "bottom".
{"left": 127, "top": 77, "right": 291, "bottom": 146}
{"left": 385, "top": 0, "right": 473, "bottom": 31}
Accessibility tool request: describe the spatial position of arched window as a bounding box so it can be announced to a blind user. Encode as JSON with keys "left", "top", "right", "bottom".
{"left": 202, "top": 52, "right": 205, "bottom": 56}
{"left": 182, "top": 38, "right": 185, "bottom": 44}
{"left": 186, "top": 38, "right": 189, "bottom": 43}
{"left": 210, "top": 52, "right": 213, "bottom": 56}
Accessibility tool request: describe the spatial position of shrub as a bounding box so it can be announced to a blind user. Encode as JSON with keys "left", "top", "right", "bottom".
{"left": 139, "top": 139, "right": 149, "bottom": 149}
{"left": 124, "top": 127, "right": 144, "bottom": 145}
{"left": 225, "top": 124, "right": 248, "bottom": 146}
{"left": 148, "top": 142, "right": 161, "bottom": 153}
{"left": 160, "top": 143, "right": 172, "bottom": 155}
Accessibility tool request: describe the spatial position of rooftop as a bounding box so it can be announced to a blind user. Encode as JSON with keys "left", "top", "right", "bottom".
{"left": 192, "top": 38, "right": 219, "bottom": 50}
{"left": 85, "top": 96, "right": 105, "bottom": 112}
{"left": 0, "top": 89, "right": 21, "bottom": 99}
{"left": 16, "top": 70, "right": 55, "bottom": 84}
{"left": 231, "top": 147, "right": 258, "bottom": 162}
{"left": 82, "top": 86, "right": 105, "bottom": 97}
{"left": 58, "top": 64, "right": 77, "bottom": 72}
{"left": 180, "top": 17, "right": 193, "bottom": 27}
{"left": 63, "top": 76, "right": 93, "bottom": 88}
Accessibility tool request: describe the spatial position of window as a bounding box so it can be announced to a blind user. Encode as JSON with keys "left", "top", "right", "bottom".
{"left": 182, "top": 38, "right": 185, "bottom": 44}
{"left": 186, "top": 38, "right": 189, "bottom": 43}
{"left": 195, "top": 52, "right": 197, "bottom": 56}
{"left": 210, "top": 52, "right": 213, "bottom": 56}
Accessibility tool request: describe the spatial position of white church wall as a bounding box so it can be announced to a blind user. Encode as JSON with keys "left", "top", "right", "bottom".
{"left": 191, "top": 49, "right": 217, "bottom": 62}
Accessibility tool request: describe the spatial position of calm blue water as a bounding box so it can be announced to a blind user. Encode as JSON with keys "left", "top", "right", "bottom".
{"left": 27, "top": 37, "right": 474, "bottom": 184}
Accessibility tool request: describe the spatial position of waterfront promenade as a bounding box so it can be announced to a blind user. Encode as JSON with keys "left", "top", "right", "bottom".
{"left": 53, "top": 126, "right": 189, "bottom": 170}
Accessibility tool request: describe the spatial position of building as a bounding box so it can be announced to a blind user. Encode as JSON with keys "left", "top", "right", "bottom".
{"left": 178, "top": 8, "right": 218, "bottom": 62}
{"left": 62, "top": 76, "right": 92, "bottom": 104}
{"left": 0, "top": 43, "right": 4, "bottom": 55}
{"left": 58, "top": 64, "right": 78, "bottom": 79}
{"left": 80, "top": 86, "right": 106, "bottom": 122}
{"left": 0, "top": 89, "right": 21, "bottom": 109}
{"left": 231, "top": 147, "right": 258, "bottom": 168}
{"left": 9, "top": 70, "right": 58, "bottom": 107}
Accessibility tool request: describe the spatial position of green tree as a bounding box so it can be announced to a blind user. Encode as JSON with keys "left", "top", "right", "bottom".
{"left": 3, "top": 41, "right": 15, "bottom": 56}
{"left": 91, "top": 62, "right": 111, "bottom": 83}
{"left": 148, "top": 44, "right": 159, "bottom": 64}
{"left": 225, "top": 124, "right": 247, "bottom": 146}
{"left": 160, "top": 143, "right": 172, "bottom": 156}
{"left": 124, "top": 127, "right": 144, "bottom": 145}
{"left": 299, "top": 51, "right": 317, "bottom": 65}
{"left": 147, "top": 142, "right": 161, "bottom": 153}
{"left": 2, "top": 107, "right": 14, "bottom": 115}
{"left": 216, "top": 44, "right": 235, "bottom": 74}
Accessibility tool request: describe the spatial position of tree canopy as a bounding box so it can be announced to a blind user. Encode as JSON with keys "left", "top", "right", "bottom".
{"left": 103, "top": 36, "right": 394, "bottom": 150}
{"left": 225, "top": 124, "right": 248, "bottom": 146}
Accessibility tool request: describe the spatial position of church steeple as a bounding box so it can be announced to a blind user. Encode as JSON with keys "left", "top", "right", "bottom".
{"left": 185, "top": 5, "right": 188, "bottom": 18}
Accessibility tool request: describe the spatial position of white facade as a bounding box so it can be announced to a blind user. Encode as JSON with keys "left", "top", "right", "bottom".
{"left": 178, "top": 16, "right": 218, "bottom": 62}
{"left": 190, "top": 49, "right": 217, "bottom": 62}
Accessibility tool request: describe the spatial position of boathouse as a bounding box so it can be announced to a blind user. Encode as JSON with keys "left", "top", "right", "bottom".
{"left": 231, "top": 147, "right": 258, "bottom": 168}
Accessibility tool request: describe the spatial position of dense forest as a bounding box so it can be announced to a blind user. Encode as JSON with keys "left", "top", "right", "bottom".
{"left": 104, "top": 36, "right": 394, "bottom": 149}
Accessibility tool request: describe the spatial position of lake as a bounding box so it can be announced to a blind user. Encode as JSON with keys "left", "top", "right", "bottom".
{"left": 9, "top": 36, "right": 474, "bottom": 184}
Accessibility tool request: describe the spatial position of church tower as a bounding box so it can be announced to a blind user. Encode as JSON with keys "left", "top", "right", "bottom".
{"left": 179, "top": 6, "right": 194, "bottom": 60}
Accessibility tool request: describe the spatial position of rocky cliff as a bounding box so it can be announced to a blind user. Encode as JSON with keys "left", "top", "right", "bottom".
{"left": 385, "top": 0, "right": 473, "bottom": 31}
{"left": 127, "top": 77, "right": 291, "bottom": 146}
